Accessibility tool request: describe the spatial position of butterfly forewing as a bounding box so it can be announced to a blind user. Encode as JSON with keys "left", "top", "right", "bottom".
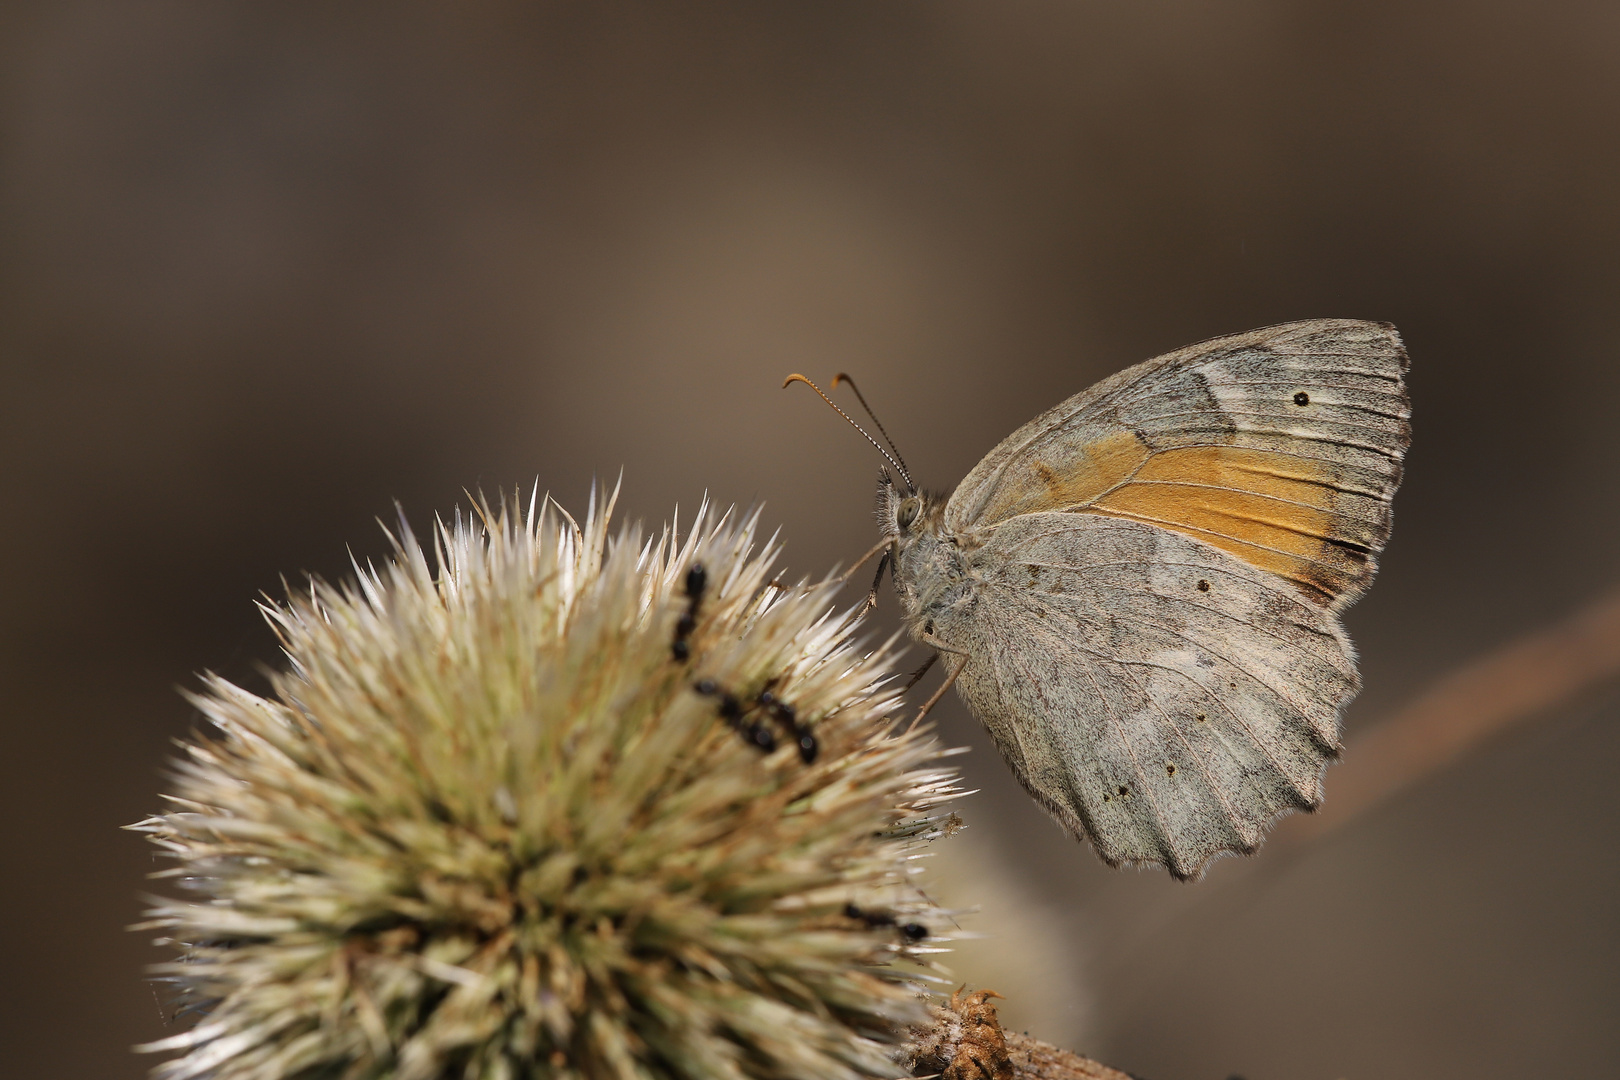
{"left": 944, "top": 320, "right": 1410, "bottom": 610}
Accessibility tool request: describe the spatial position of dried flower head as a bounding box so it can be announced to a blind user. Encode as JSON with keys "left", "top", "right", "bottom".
{"left": 132, "top": 487, "right": 962, "bottom": 1080}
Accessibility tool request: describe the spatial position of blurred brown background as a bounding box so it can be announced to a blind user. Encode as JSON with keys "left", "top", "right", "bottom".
{"left": 3, "top": 3, "right": 1618, "bottom": 1078}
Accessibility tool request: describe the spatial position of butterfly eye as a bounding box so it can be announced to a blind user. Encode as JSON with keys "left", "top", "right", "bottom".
{"left": 896, "top": 498, "right": 920, "bottom": 529}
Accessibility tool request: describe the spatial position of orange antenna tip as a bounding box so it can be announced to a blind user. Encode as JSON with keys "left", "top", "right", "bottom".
{"left": 782, "top": 370, "right": 915, "bottom": 491}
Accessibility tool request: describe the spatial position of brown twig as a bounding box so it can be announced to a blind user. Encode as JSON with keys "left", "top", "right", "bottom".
{"left": 1282, "top": 583, "right": 1620, "bottom": 847}
{"left": 906, "top": 989, "right": 1136, "bottom": 1080}
{"left": 1001, "top": 1031, "right": 1138, "bottom": 1080}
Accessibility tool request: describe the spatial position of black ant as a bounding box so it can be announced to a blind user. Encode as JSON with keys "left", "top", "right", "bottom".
{"left": 843, "top": 902, "right": 929, "bottom": 941}
{"left": 757, "top": 681, "right": 818, "bottom": 764}
{"left": 693, "top": 679, "right": 775, "bottom": 753}
{"left": 692, "top": 678, "right": 818, "bottom": 764}
{"left": 671, "top": 562, "right": 706, "bottom": 662}
{"left": 673, "top": 560, "right": 818, "bottom": 764}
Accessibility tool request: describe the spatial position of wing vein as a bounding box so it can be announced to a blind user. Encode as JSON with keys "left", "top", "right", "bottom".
{"left": 993, "top": 581, "right": 1329, "bottom": 719}
{"left": 1177, "top": 378, "right": 1406, "bottom": 395}
{"left": 1070, "top": 647, "right": 1184, "bottom": 869}
{"left": 1104, "top": 658, "right": 1251, "bottom": 853}
{"left": 1111, "top": 655, "right": 1317, "bottom": 807}
{"left": 1119, "top": 478, "right": 1388, "bottom": 525}
{"left": 1080, "top": 579, "right": 1352, "bottom": 671}
{"left": 1126, "top": 441, "right": 1401, "bottom": 477}
{"left": 1083, "top": 508, "right": 1345, "bottom": 585}
{"left": 1000, "top": 580, "right": 1321, "bottom": 807}
{"left": 990, "top": 555, "right": 1328, "bottom": 620}
{"left": 1127, "top": 407, "right": 1407, "bottom": 441}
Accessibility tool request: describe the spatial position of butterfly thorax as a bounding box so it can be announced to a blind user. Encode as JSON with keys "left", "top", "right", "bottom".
{"left": 878, "top": 481, "right": 977, "bottom": 640}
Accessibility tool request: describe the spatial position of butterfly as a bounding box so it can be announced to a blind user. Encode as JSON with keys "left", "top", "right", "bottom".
{"left": 790, "top": 320, "right": 1410, "bottom": 879}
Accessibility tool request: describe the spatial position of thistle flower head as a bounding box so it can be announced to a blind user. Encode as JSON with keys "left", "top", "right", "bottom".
{"left": 132, "top": 487, "right": 961, "bottom": 1080}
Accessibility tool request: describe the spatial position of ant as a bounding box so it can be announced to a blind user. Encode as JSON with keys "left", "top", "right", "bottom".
{"left": 671, "top": 562, "right": 706, "bottom": 662}
{"left": 693, "top": 678, "right": 818, "bottom": 764}
{"left": 843, "top": 902, "right": 929, "bottom": 941}
{"left": 757, "top": 681, "right": 818, "bottom": 764}
{"left": 672, "top": 559, "right": 818, "bottom": 764}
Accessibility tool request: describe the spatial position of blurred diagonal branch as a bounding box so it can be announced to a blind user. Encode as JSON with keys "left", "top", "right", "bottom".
{"left": 1285, "top": 583, "right": 1620, "bottom": 847}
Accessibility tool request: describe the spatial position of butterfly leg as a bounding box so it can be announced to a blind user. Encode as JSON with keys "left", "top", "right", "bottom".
{"left": 860, "top": 549, "right": 892, "bottom": 615}
{"left": 901, "top": 652, "right": 936, "bottom": 692}
{"left": 829, "top": 538, "right": 892, "bottom": 591}
{"left": 911, "top": 633, "right": 970, "bottom": 728}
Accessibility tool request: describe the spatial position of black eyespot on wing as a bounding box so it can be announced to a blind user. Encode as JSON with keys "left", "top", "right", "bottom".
{"left": 1293, "top": 391, "right": 1310, "bottom": 406}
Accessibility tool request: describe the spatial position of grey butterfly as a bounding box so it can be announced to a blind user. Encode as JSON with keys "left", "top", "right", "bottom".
{"left": 796, "top": 319, "right": 1410, "bottom": 878}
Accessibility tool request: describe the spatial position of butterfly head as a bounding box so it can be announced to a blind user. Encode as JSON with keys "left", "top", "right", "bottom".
{"left": 875, "top": 470, "right": 942, "bottom": 542}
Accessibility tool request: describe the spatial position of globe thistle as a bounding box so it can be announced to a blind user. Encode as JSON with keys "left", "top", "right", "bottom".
{"left": 131, "top": 486, "right": 963, "bottom": 1080}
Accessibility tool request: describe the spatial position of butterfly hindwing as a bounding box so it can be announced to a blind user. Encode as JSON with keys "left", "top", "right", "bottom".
{"left": 935, "top": 512, "right": 1358, "bottom": 878}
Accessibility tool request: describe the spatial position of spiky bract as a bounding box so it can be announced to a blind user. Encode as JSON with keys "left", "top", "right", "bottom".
{"left": 132, "top": 490, "right": 960, "bottom": 1080}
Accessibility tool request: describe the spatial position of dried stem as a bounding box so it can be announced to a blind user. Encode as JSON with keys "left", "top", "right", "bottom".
{"left": 1000, "top": 1032, "right": 1137, "bottom": 1080}
{"left": 906, "top": 990, "right": 1134, "bottom": 1080}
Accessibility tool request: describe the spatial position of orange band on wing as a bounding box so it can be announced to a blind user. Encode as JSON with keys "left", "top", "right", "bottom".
{"left": 979, "top": 439, "right": 1380, "bottom": 603}
{"left": 1086, "top": 445, "right": 1370, "bottom": 601}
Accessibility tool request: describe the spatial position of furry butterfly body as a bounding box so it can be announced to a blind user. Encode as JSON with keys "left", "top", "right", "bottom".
{"left": 878, "top": 319, "right": 1410, "bottom": 879}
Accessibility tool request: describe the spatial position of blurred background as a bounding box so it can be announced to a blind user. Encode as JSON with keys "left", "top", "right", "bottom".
{"left": 3, "top": 3, "right": 1618, "bottom": 1078}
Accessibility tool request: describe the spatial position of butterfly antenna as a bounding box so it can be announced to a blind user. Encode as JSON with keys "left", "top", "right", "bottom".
{"left": 783, "top": 374, "right": 916, "bottom": 491}
{"left": 831, "top": 373, "right": 913, "bottom": 491}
